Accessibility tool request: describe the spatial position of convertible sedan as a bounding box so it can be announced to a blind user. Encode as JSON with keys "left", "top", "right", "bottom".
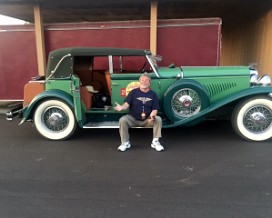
{"left": 7, "top": 47, "right": 272, "bottom": 141}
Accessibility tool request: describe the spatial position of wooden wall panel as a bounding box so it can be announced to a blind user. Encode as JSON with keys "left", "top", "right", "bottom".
{"left": 257, "top": 11, "right": 272, "bottom": 76}
{"left": 221, "top": 10, "right": 272, "bottom": 77}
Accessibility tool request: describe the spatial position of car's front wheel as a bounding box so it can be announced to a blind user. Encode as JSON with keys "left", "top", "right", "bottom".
{"left": 34, "top": 99, "right": 76, "bottom": 140}
{"left": 232, "top": 96, "right": 272, "bottom": 141}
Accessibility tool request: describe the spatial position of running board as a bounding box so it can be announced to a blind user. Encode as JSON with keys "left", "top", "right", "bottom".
{"left": 83, "top": 121, "right": 119, "bottom": 128}
{"left": 83, "top": 121, "right": 152, "bottom": 129}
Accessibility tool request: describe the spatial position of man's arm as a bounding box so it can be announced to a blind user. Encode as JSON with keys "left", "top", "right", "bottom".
{"left": 149, "top": 109, "right": 158, "bottom": 118}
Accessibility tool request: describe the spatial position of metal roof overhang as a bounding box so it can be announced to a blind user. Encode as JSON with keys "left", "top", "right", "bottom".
{"left": 0, "top": 0, "right": 271, "bottom": 25}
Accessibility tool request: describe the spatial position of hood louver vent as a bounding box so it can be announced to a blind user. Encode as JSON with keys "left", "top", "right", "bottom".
{"left": 204, "top": 82, "right": 237, "bottom": 98}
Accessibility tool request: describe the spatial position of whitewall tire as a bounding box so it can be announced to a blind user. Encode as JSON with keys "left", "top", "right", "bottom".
{"left": 34, "top": 99, "right": 76, "bottom": 140}
{"left": 232, "top": 96, "right": 272, "bottom": 141}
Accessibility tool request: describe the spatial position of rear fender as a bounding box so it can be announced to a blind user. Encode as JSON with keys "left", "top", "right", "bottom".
{"left": 20, "top": 90, "right": 74, "bottom": 124}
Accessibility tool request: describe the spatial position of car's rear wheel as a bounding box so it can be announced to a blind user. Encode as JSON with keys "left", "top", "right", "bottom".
{"left": 232, "top": 96, "right": 272, "bottom": 141}
{"left": 34, "top": 99, "right": 76, "bottom": 140}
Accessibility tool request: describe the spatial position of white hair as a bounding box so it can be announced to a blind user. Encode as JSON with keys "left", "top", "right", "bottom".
{"left": 139, "top": 73, "right": 151, "bottom": 82}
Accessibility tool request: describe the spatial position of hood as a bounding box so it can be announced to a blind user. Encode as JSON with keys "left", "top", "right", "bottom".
{"left": 157, "top": 66, "right": 250, "bottom": 79}
{"left": 157, "top": 67, "right": 182, "bottom": 78}
{"left": 181, "top": 66, "right": 250, "bottom": 78}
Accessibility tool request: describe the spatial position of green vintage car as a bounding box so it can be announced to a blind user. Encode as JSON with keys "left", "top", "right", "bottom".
{"left": 7, "top": 47, "right": 272, "bottom": 141}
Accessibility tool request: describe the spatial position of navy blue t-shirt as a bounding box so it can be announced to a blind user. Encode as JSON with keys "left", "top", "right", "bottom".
{"left": 125, "top": 88, "right": 160, "bottom": 120}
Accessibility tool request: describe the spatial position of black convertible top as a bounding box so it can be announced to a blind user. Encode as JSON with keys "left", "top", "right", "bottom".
{"left": 50, "top": 47, "right": 151, "bottom": 57}
{"left": 46, "top": 47, "right": 152, "bottom": 78}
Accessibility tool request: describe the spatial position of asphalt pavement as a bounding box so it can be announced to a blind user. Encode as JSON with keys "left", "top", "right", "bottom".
{"left": 0, "top": 114, "right": 272, "bottom": 218}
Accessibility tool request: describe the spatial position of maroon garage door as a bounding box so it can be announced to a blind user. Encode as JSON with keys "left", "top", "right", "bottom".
{"left": 0, "top": 18, "right": 221, "bottom": 100}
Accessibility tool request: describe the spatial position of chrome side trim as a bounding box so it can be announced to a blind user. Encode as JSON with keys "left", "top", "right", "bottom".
{"left": 108, "top": 55, "right": 113, "bottom": 74}
{"left": 179, "top": 67, "right": 184, "bottom": 78}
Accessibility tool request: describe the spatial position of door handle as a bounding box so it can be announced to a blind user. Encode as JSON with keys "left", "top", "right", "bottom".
{"left": 112, "top": 82, "right": 119, "bottom": 86}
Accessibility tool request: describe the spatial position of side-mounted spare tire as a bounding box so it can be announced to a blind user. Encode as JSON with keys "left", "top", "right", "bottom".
{"left": 231, "top": 96, "right": 272, "bottom": 141}
{"left": 34, "top": 99, "right": 77, "bottom": 140}
{"left": 163, "top": 81, "right": 210, "bottom": 122}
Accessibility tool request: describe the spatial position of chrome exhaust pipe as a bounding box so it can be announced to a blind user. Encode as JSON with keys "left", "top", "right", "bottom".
{"left": 6, "top": 103, "right": 23, "bottom": 121}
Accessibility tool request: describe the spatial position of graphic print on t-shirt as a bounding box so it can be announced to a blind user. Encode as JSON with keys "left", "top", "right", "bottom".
{"left": 136, "top": 97, "right": 152, "bottom": 104}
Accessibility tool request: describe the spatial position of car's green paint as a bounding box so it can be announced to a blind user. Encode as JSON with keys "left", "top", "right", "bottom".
{"left": 19, "top": 47, "right": 272, "bottom": 133}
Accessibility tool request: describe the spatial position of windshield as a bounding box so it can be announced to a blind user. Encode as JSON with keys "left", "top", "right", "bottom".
{"left": 146, "top": 55, "right": 162, "bottom": 77}
{"left": 147, "top": 55, "right": 162, "bottom": 68}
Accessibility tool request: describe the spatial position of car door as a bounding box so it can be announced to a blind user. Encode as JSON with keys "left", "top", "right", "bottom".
{"left": 109, "top": 55, "right": 161, "bottom": 105}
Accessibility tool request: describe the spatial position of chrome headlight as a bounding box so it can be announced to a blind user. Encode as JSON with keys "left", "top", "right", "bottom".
{"left": 250, "top": 74, "right": 258, "bottom": 85}
{"left": 250, "top": 69, "right": 258, "bottom": 77}
{"left": 250, "top": 69, "right": 258, "bottom": 85}
{"left": 257, "top": 74, "right": 271, "bottom": 86}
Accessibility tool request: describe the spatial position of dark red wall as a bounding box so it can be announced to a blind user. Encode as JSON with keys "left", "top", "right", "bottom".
{"left": 158, "top": 20, "right": 221, "bottom": 66}
{"left": 0, "top": 27, "right": 38, "bottom": 100}
{"left": 0, "top": 18, "right": 221, "bottom": 100}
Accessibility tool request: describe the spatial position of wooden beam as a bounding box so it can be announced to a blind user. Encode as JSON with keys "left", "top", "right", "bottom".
{"left": 34, "top": 5, "right": 46, "bottom": 76}
{"left": 150, "top": 1, "right": 158, "bottom": 55}
{"left": 260, "top": 11, "right": 272, "bottom": 76}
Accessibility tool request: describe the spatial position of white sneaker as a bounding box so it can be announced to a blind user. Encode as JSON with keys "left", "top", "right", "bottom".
{"left": 151, "top": 140, "right": 164, "bottom": 151}
{"left": 117, "top": 142, "right": 131, "bottom": 152}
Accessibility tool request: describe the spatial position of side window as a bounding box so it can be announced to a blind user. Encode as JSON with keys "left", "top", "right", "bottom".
{"left": 73, "top": 56, "right": 93, "bottom": 86}
{"left": 91, "top": 56, "right": 111, "bottom": 96}
{"left": 93, "top": 56, "right": 109, "bottom": 70}
{"left": 74, "top": 56, "right": 92, "bottom": 72}
{"left": 112, "top": 56, "right": 152, "bottom": 73}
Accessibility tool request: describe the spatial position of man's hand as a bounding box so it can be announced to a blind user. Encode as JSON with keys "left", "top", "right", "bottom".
{"left": 114, "top": 102, "right": 123, "bottom": 111}
{"left": 147, "top": 115, "right": 155, "bottom": 124}
{"left": 114, "top": 102, "right": 129, "bottom": 111}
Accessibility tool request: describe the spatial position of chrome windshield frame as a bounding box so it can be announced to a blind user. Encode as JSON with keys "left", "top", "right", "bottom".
{"left": 146, "top": 55, "right": 160, "bottom": 78}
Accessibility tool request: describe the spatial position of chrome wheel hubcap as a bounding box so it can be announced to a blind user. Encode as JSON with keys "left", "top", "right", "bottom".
{"left": 42, "top": 106, "right": 69, "bottom": 132}
{"left": 171, "top": 88, "right": 201, "bottom": 118}
{"left": 243, "top": 105, "right": 272, "bottom": 133}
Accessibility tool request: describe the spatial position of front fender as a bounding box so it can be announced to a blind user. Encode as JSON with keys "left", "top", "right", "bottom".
{"left": 209, "top": 86, "right": 272, "bottom": 111}
{"left": 20, "top": 90, "right": 74, "bottom": 124}
{"left": 163, "top": 79, "right": 210, "bottom": 121}
{"left": 164, "top": 86, "right": 272, "bottom": 128}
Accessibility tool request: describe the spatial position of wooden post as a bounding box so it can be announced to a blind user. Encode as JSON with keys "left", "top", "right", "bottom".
{"left": 150, "top": 1, "right": 158, "bottom": 55}
{"left": 260, "top": 11, "right": 272, "bottom": 76}
{"left": 34, "top": 5, "right": 46, "bottom": 76}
